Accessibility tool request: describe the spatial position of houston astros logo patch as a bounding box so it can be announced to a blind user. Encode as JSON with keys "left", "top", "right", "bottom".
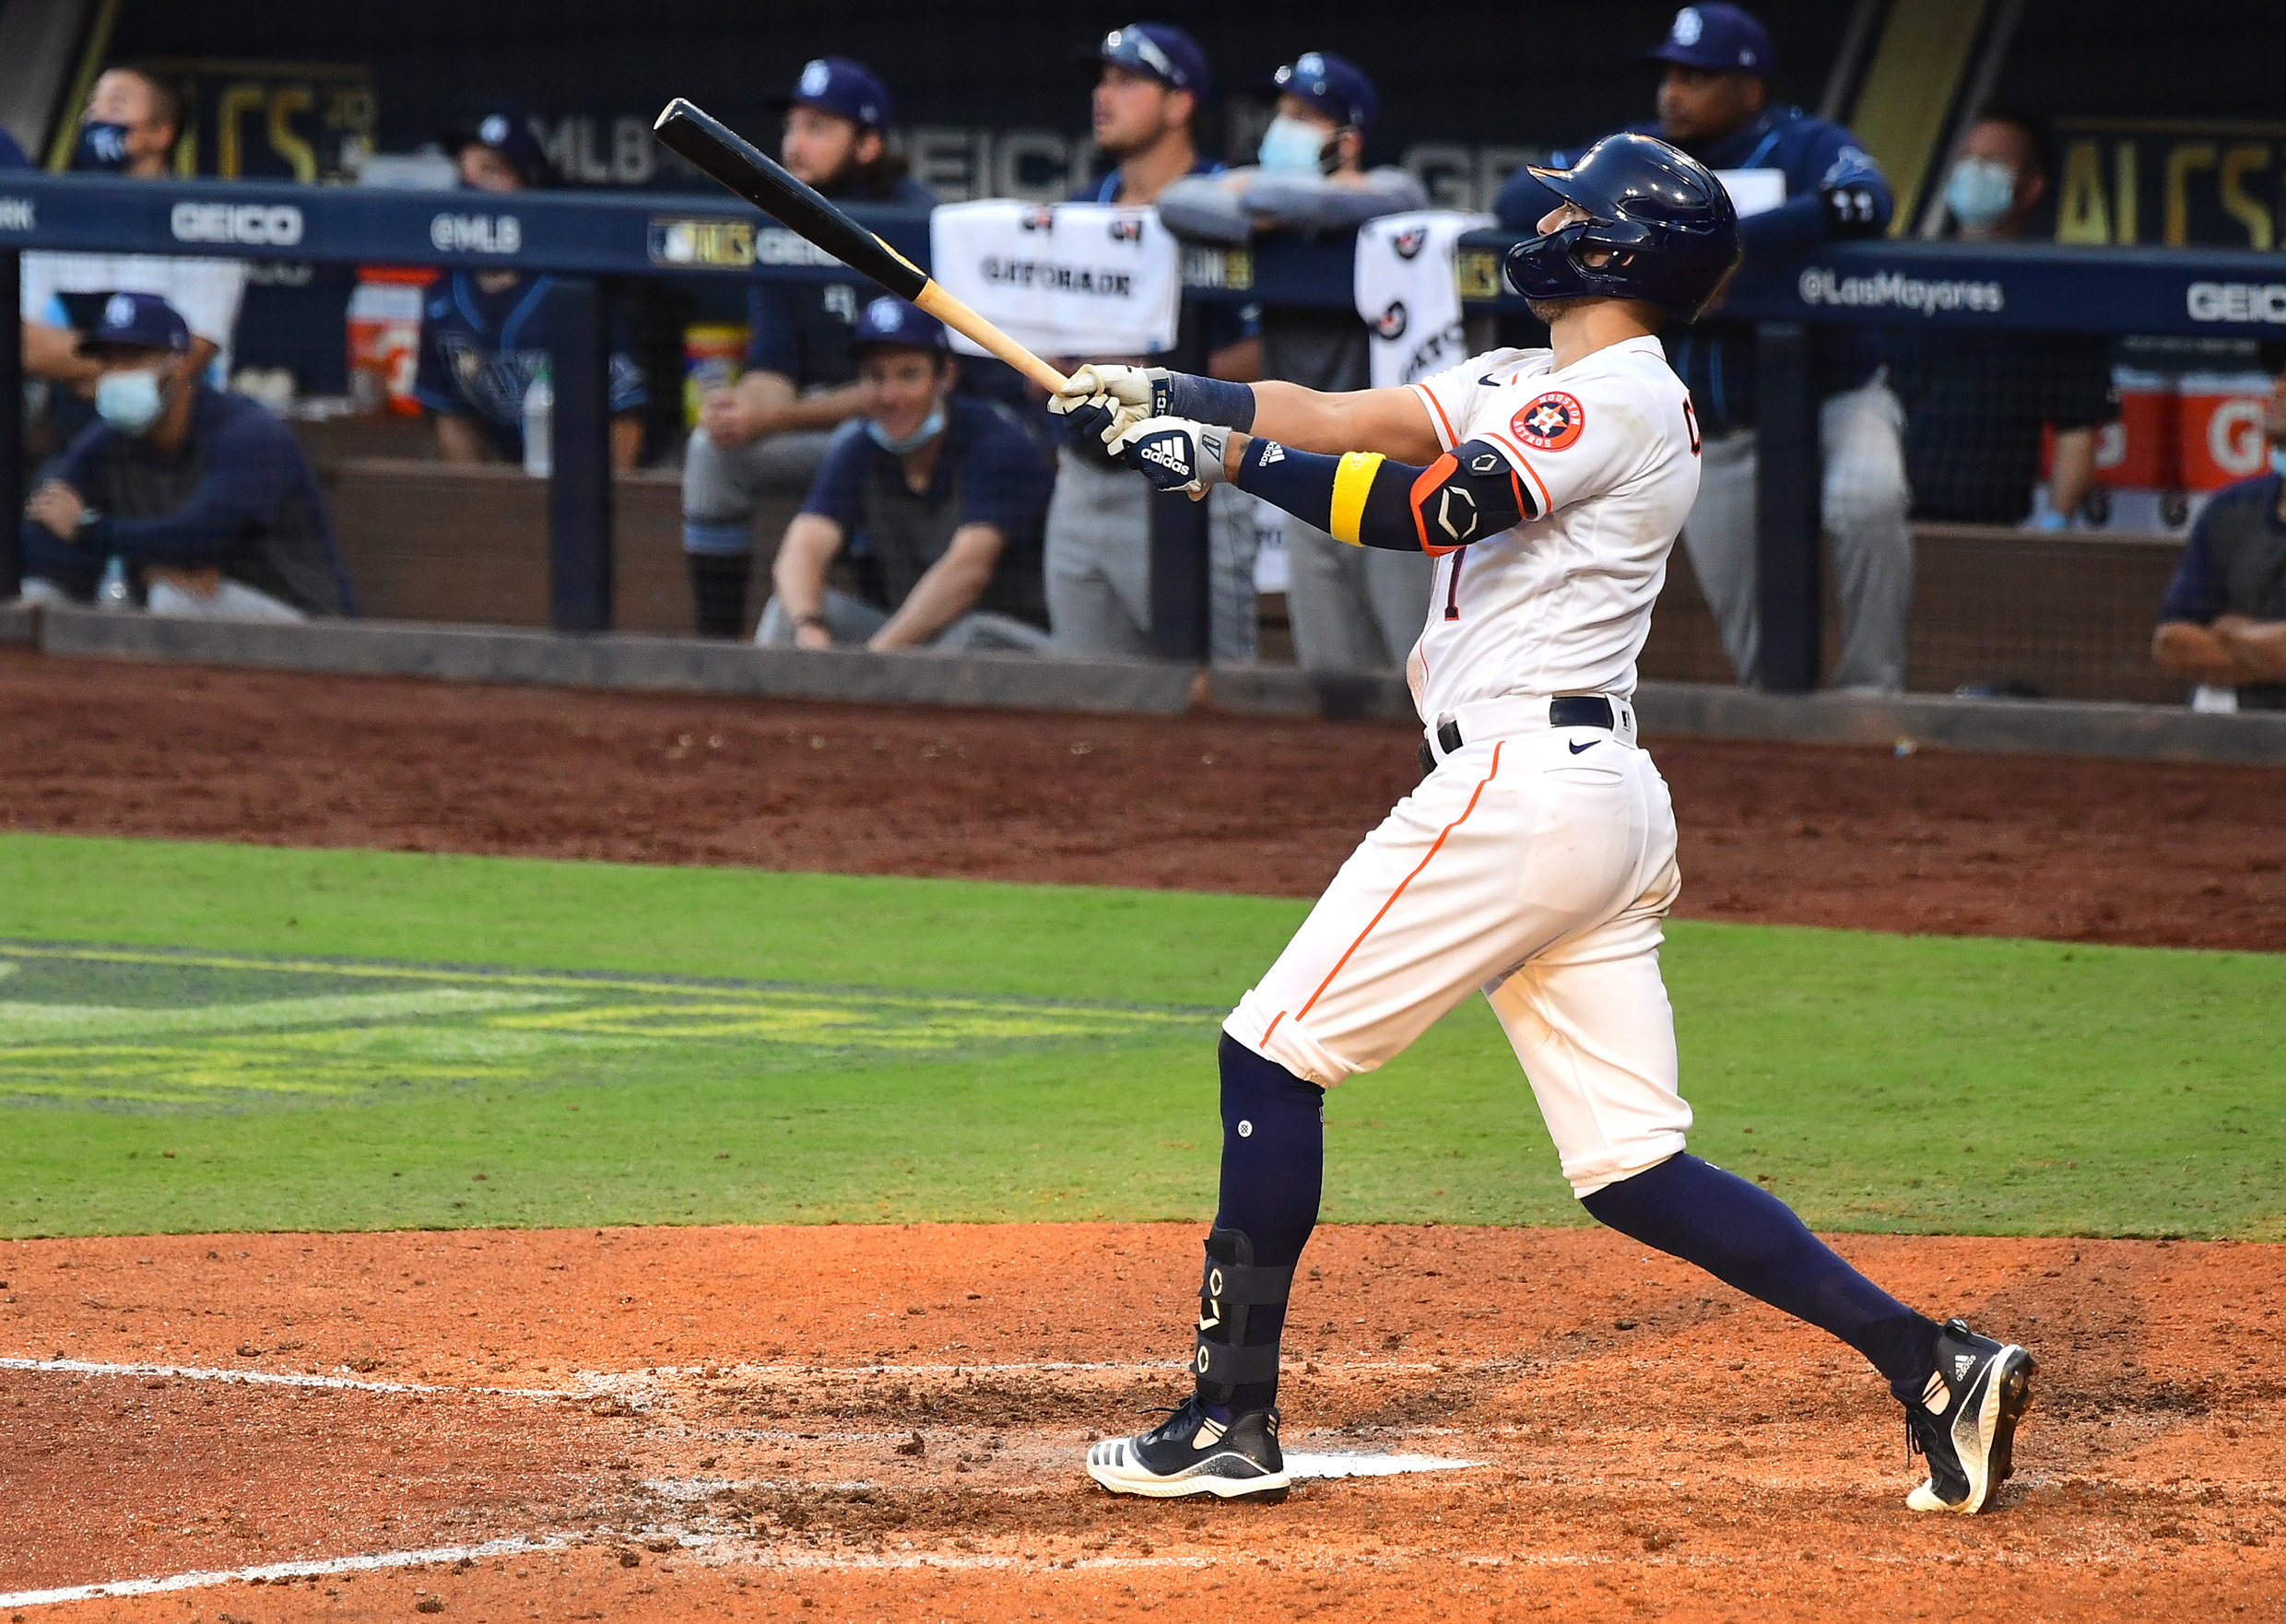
{"left": 1512, "top": 391, "right": 1585, "bottom": 452}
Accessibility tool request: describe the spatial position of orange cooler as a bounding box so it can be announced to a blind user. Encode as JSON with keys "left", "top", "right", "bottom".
{"left": 346, "top": 267, "right": 434, "bottom": 417}
{"left": 2092, "top": 367, "right": 2175, "bottom": 488}
{"left": 2177, "top": 371, "right": 2274, "bottom": 490}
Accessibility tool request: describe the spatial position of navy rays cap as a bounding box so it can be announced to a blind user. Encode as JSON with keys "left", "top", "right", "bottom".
{"left": 445, "top": 110, "right": 553, "bottom": 186}
{"left": 850, "top": 296, "right": 948, "bottom": 352}
{"left": 1273, "top": 52, "right": 1376, "bottom": 134}
{"left": 1089, "top": 22, "right": 1211, "bottom": 101}
{"left": 78, "top": 289, "right": 191, "bottom": 355}
{"left": 1644, "top": 5, "right": 1775, "bottom": 78}
{"left": 786, "top": 56, "right": 894, "bottom": 131}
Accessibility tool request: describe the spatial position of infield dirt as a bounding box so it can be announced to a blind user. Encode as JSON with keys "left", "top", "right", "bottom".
{"left": 6, "top": 648, "right": 2283, "bottom": 1619}
{"left": 6, "top": 1223, "right": 2284, "bottom": 1621}
{"left": 2, "top": 646, "right": 2280, "bottom": 949}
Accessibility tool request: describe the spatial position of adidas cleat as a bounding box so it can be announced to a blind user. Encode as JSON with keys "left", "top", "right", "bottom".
{"left": 1085, "top": 1396, "right": 1291, "bottom": 1501}
{"left": 1905, "top": 1317, "right": 2036, "bottom": 1513}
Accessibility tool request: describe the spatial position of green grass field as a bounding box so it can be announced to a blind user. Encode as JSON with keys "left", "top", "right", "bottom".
{"left": 3, "top": 830, "right": 2280, "bottom": 1242}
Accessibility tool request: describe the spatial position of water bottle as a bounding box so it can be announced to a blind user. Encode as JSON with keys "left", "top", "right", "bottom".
{"left": 96, "top": 556, "right": 131, "bottom": 611}
{"left": 521, "top": 362, "right": 553, "bottom": 479}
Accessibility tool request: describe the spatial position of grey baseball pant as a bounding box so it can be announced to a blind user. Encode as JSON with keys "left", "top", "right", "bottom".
{"left": 1682, "top": 374, "right": 1914, "bottom": 693}
{"left": 1044, "top": 447, "right": 1262, "bottom": 663}
{"left": 1282, "top": 518, "right": 1434, "bottom": 673}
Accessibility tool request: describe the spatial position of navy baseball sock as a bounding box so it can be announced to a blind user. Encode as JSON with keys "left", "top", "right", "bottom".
{"left": 1197, "top": 1033, "right": 1324, "bottom": 1418}
{"left": 1581, "top": 1154, "right": 1941, "bottom": 1404}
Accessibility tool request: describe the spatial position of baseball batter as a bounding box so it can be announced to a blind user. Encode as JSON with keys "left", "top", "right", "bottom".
{"left": 1051, "top": 134, "right": 2033, "bottom": 1513}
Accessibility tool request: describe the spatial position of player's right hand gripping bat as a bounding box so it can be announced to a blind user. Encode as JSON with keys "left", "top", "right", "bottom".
{"left": 652, "top": 98, "right": 1070, "bottom": 395}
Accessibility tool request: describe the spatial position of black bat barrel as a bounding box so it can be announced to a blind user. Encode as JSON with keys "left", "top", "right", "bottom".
{"left": 651, "top": 98, "right": 928, "bottom": 303}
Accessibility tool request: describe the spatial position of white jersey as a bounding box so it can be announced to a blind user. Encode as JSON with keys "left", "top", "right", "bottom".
{"left": 21, "top": 252, "right": 249, "bottom": 376}
{"left": 1404, "top": 336, "right": 1701, "bottom": 718}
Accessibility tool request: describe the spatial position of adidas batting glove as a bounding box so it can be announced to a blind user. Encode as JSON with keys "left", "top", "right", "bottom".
{"left": 1113, "top": 415, "right": 1232, "bottom": 496}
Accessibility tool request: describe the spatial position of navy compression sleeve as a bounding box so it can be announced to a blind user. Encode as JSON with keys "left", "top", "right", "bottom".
{"left": 1232, "top": 435, "right": 1537, "bottom": 556}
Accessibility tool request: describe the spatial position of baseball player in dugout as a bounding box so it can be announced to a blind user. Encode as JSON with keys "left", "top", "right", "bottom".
{"left": 1157, "top": 53, "right": 1435, "bottom": 677}
{"left": 680, "top": 57, "right": 938, "bottom": 638}
{"left": 1043, "top": 22, "right": 1260, "bottom": 661}
{"left": 1498, "top": 4, "right": 1911, "bottom": 693}
{"left": 1052, "top": 134, "right": 2034, "bottom": 1512}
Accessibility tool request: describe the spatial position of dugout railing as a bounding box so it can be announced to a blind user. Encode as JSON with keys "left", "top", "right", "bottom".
{"left": 6, "top": 171, "right": 2284, "bottom": 695}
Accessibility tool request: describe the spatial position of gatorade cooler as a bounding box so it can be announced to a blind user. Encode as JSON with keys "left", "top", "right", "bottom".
{"left": 684, "top": 324, "right": 748, "bottom": 427}
{"left": 2092, "top": 367, "right": 2175, "bottom": 489}
{"left": 346, "top": 268, "right": 434, "bottom": 417}
{"left": 2177, "top": 370, "right": 2273, "bottom": 490}
{"left": 2050, "top": 366, "right": 2184, "bottom": 532}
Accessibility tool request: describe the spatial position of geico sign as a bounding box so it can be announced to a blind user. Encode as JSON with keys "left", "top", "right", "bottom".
{"left": 430, "top": 212, "right": 522, "bottom": 254}
{"left": 2186, "top": 281, "right": 2286, "bottom": 324}
{"left": 171, "top": 201, "right": 304, "bottom": 246}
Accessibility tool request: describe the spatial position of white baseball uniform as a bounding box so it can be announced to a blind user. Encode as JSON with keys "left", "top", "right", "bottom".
{"left": 1227, "top": 336, "right": 1704, "bottom": 1196}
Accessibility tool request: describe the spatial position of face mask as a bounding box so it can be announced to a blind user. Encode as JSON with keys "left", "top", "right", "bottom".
{"left": 95, "top": 368, "right": 166, "bottom": 435}
{"left": 1257, "top": 115, "right": 1334, "bottom": 176}
{"left": 1945, "top": 157, "right": 2018, "bottom": 230}
{"left": 74, "top": 121, "right": 136, "bottom": 172}
{"left": 2270, "top": 445, "right": 2286, "bottom": 477}
{"left": 865, "top": 403, "right": 944, "bottom": 454}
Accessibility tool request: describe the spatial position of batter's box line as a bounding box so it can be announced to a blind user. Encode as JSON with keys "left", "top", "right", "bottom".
{"left": 0, "top": 1533, "right": 589, "bottom": 1611}
{"left": 0, "top": 1354, "right": 578, "bottom": 1399}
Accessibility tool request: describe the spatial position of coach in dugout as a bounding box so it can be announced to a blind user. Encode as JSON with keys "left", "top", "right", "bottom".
{"left": 1158, "top": 52, "right": 1432, "bottom": 676}
{"left": 16, "top": 293, "right": 352, "bottom": 619}
{"left": 415, "top": 112, "right": 648, "bottom": 470}
{"left": 19, "top": 67, "right": 247, "bottom": 443}
{"left": 756, "top": 298, "right": 1051, "bottom": 653}
{"left": 681, "top": 58, "right": 938, "bottom": 638}
{"left": 1046, "top": 22, "right": 1260, "bottom": 662}
{"left": 1888, "top": 112, "right": 2118, "bottom": 529}
{"left": 2151, "top": 358, "right": 2286, "bottom": 711}
{"left": 1499, "top": 3, "right": 1910, "bottom": 692}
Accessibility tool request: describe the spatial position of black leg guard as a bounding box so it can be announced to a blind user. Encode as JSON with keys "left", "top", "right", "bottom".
{"left": 1193, "top": 1228, "right": 1294, "bottom": 1411}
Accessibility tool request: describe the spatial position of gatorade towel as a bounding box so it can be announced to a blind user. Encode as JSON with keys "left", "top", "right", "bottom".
{"left": 684, "top": 324, "right": 748, "bottom": 428}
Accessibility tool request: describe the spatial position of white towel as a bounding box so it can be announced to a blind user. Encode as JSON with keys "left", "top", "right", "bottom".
{"left": 927, "top": 200, "right": 1183, "bottom": 359}
{"left": 1353, "top": 210, "right": 1492, "bottom": 390}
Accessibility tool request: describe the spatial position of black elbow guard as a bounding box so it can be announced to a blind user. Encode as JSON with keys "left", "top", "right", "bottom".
{"left": 1334, "top": 437, "right": 1536, "bottom": 555}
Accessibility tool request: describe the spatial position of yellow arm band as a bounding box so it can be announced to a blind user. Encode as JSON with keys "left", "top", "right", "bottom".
{"left": 1327, "top": 451, "right": 1385, "bottom": 546}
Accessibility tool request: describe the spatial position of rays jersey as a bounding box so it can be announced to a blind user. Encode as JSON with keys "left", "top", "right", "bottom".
{"left": 1404, "top": 336, "right": 1701, "bottom": 719}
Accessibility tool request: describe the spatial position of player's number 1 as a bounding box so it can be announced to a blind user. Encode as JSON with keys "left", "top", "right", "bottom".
{"left": 1443, "top": 552, "right": 1464, "bottom": 622}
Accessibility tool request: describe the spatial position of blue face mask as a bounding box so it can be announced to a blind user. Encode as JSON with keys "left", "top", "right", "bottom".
{"left": 75, "top": 121, "right": 136, "bottom": 172}
{"left": 95, "top": 368, "right": 167, "bottom": 435}
{"left": 2270, "top": 445, "right": 2286, "bottom": 478}
{"left": 1945, "top": 158, "right": 2017, "bottom": 231}
{"left": 865, "top": 404, "right": 944, "bottom": 454}
{"left": 1256, "top": 115, "right": 1334, "bottom": 176}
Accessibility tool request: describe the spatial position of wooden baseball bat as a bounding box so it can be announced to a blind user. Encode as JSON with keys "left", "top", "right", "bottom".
{"left": 652, "top": 98, "right": 1070, "bottom": 394}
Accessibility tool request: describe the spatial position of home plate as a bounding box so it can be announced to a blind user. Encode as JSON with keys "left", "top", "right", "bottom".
{"left": 1284, "top": 1452, "right": 1481, "bottom": 1480}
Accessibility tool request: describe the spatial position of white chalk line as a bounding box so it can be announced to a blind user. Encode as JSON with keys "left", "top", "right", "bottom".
{"left": 0, "top": 1535, "right": 583, "bottom": 1610}
{"left": 6, "top": 1352, "right": 1501, "bottom": 1404}
{"left": 0, "top": 1356, "right": 577, "bottom": 1398}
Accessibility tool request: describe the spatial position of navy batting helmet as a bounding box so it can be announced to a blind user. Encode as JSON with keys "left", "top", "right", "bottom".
{"left": 1502, "top": 133, "right": 1741, "bottom": 321}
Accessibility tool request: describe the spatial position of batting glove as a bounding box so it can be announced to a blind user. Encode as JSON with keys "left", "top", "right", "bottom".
{"left": 1112, "top": 415, "right": 1232, "bottom": 497}
{"left": 1048, "top": 364, "right": 1170, "bottom": 445}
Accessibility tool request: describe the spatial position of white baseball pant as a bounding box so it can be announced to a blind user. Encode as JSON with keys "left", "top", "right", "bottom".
{"left": 1226, "top": 698, "right": 1691, "bottom": 1196}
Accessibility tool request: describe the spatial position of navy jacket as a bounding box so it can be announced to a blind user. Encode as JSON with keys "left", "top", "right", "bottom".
{"left": 1498, "top": 106, "right": 1893, "bottom": 434}
{"left": 24, "top": 385, "right": 355, "bottom": 614}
